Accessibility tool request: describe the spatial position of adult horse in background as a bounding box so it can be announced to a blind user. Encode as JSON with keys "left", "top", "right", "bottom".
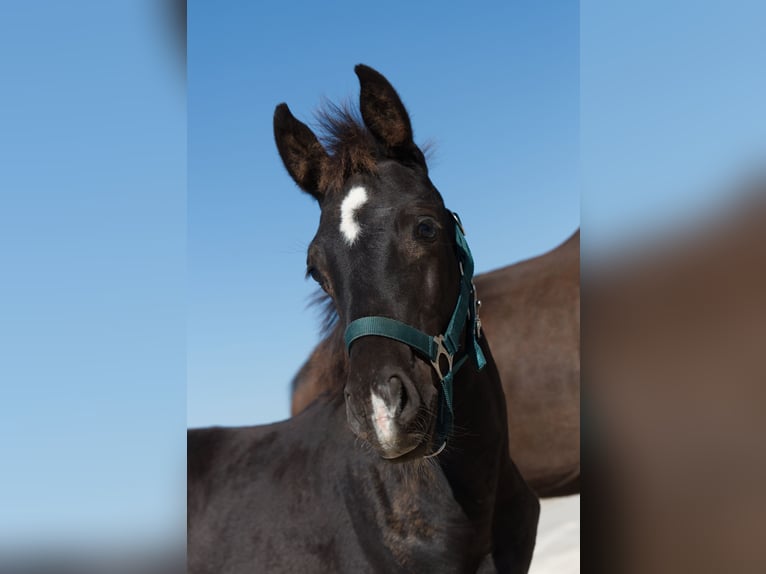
{"left": 188, "top": 65, "right": 539, "bottom": 573}
{"left": 292, "top": 230, "right": 581, "bottom": 497}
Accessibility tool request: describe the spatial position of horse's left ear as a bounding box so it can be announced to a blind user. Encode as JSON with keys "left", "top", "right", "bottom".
{"left": 355, "top": 64, "right": 423, "bottom": 164}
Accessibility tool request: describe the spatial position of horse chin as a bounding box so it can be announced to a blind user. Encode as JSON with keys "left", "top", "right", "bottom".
{"left": 378, "top": 438, "right": 437, "bottom": 463}
{"left": 375, "top": 403, "right": 439, "bottom": 462}
{"left": 378, "top": 441, "right": 421, "bottom": 461}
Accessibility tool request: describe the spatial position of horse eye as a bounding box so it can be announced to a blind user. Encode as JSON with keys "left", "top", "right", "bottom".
{"left": 416, "top": 219, "right": 438, "bottom": 240}
{"left": 307, "top": 266, "right": 324, "bottom": 286}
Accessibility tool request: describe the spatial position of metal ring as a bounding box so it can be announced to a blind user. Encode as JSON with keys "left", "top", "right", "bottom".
{"left": 430, "top": 335, "right": 454, "bottom": 380}
{"left": 424, "top": 441, "right": 447, "bottom": 459}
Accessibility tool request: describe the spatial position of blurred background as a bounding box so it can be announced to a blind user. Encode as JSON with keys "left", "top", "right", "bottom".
{"left": 582, "top": 2, "right": 766, "bottom": 571}
{"left": 0, "top": 0, "right": 186, "bottom": 565}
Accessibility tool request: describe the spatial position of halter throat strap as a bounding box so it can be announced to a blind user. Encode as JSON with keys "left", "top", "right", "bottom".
{"left": 343, "top": 213, "right": 487, "bottom": 453}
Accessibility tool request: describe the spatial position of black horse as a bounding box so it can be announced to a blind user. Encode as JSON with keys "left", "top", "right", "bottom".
{"left": 188, "top": 65, "right": 539, "bottom": 573}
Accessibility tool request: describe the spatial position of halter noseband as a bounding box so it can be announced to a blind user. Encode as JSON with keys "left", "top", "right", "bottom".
{"left": 343, "top": 212, "right": 487, "bottom": 455}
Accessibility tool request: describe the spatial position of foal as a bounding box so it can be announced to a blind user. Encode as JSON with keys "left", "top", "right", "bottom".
{"left": 187, "top": 65, "right": 538, "bottom": 573}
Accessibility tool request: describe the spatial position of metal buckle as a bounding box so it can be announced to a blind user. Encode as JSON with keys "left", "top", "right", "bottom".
{"left": 430, "top": 334, "right": 454, "bottom": 380}
{"left": 472, "top": 281, "right": 483, "bottom": 339}
{"left": 451, "top": 212, "right": 465, "bottom": 235}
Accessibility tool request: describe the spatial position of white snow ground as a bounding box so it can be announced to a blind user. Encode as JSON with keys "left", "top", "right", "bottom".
{"left": 529, "top": 495, "right": 580, "bottom": 574}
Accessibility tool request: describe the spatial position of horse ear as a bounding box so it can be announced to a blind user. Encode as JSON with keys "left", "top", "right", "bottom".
{"left": 355, "top": 65, "right": 420, "bottom": 161}
{"left": 273, "top": 103, "right": 329, "bottom": 200}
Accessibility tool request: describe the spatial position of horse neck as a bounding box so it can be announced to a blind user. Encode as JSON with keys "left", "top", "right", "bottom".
{"left": 438, "top": 339, "right": 509, "bottom": 520}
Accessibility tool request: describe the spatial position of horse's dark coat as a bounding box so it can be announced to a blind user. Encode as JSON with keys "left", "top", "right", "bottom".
{"left": 188, "top": 64, "right": 538, "bottom": 573}
{"left": 189, "top": 360, "right": 538, "bottom": 573}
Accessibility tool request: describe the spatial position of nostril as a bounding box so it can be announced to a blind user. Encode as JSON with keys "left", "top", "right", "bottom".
{"left": 394, "top": 375, "right": 420, "bottom": 425}
{"left": 387, "top": 375, "right": 409, "bottom": 416}
{"left": 398, "top": 379, "right": 408, "bottom": 414}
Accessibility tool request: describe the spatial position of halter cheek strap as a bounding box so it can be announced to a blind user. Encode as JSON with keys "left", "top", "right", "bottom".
{"left": 344, "top": 212, "right": 487, "bottom": 454}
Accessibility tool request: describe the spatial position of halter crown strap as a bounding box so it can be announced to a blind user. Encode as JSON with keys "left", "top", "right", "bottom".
{"left": 343, "top": 212, "right": 486, "bottom": 453}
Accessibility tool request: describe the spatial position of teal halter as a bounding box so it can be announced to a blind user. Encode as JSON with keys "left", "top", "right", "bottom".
{"left": 344, "top": 212, "right": 487, "bottom": 454}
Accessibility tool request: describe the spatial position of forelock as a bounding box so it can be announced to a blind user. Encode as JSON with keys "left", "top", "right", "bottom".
{"left": 314, "top": 100, "right": 379, "bottom": 194}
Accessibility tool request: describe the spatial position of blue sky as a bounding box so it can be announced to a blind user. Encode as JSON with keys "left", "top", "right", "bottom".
{"left": 582, "top": 0, "right": 766, "bottom": 255}
{"left": 187, "top": 1, "right": 580, "bottom": 428}
{"left": 0, "top": 1, "right": 185, "bottom": 547}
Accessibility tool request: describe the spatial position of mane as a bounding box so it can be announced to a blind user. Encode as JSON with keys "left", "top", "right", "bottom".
{"left": 314, "top": 100, "right": 380, "bottom": 194}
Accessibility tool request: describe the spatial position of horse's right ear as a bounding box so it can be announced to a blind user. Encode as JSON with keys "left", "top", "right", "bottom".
{"left": 273, "top": 103, "right": 328, "bottom": 200}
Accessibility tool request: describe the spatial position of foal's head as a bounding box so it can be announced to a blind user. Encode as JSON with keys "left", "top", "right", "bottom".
{"left": 274, "top": 65, "right": 462, "bottom": 460}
